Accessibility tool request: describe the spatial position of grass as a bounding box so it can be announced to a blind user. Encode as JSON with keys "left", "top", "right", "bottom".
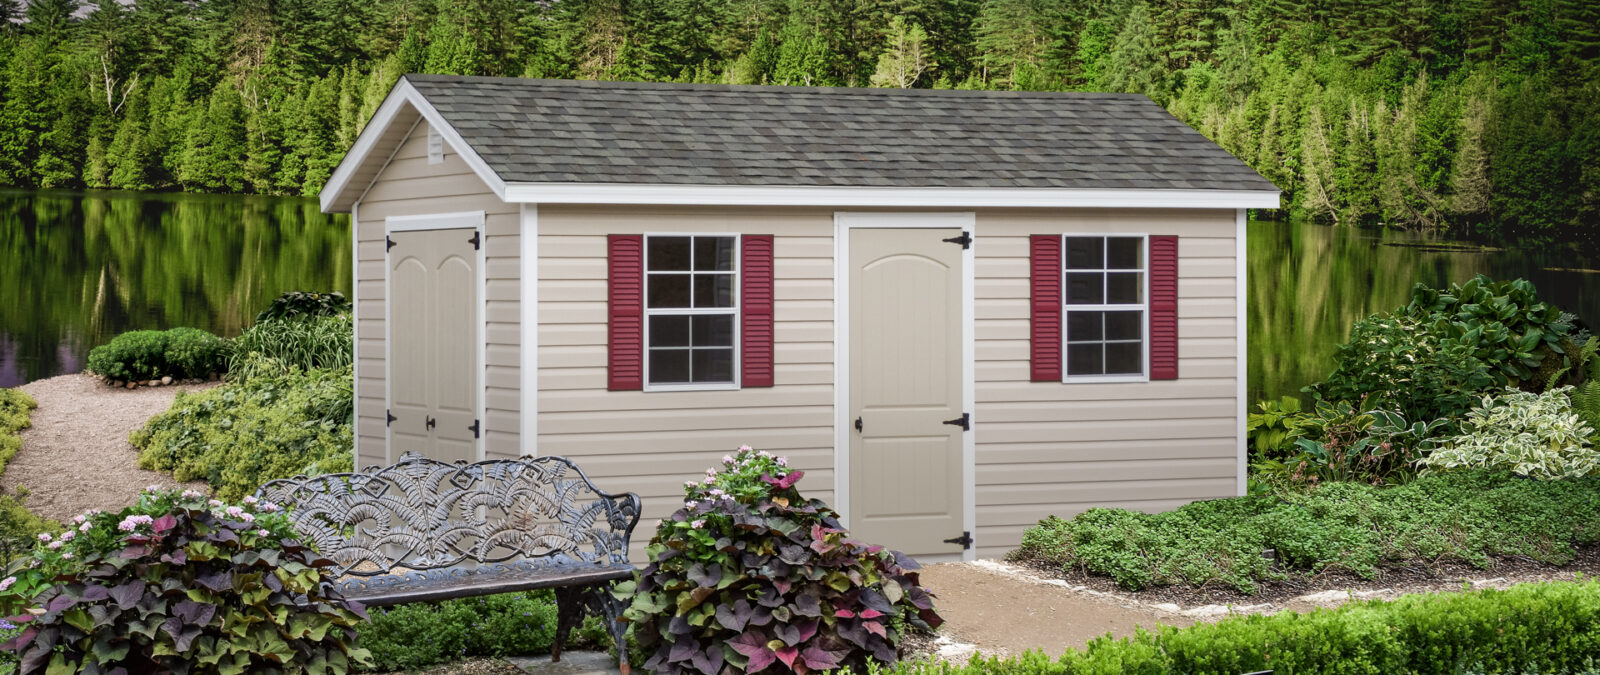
{"left": 227, "top": 313, "right": 352, "bottom": 379}
{"left": 1014, "top": 470, "right": 1600, "bottom": 593}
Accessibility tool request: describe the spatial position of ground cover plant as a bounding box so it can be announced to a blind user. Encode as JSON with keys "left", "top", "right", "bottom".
{"left": 85, "top": 327, "right": 230, "bottom": 382}
{"left": 131, "top": 361, "right": 354, "bottom": 500}
{"left": 1015, "top": 470, "right": 1600, "bottom": 594}
{"left": 620, "top": 447, "right": 941, "bottom": 675}
{"left": 0, "top": 488, "right": 370, "bottom": 673}
{"left": 356, "top": 593, "right": 610, "bottom": 672}
{"left": 1420, "top": 387, "right": 1600, "bottom": 480}
{"left": 0, "top": 389, "right": 36, "bottom": 477}
{"left": 0, "top": 389, "right": 52, "bottom": 561}
{"left": 879, "top": 579, "right": 1600, "bottom": 675}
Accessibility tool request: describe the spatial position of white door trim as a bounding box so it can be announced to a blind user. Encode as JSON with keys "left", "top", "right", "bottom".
{"left": 351, "top": 202, "right": 360, "bottom": 467}
{"left": 833, "top": 211, "right": 977, "bottom": 562}
{"left": 1236, "top": 208, "right": 1249, "bottom": 496}
{"left": 384, "top": 211, "right": 489, "bottom": 463}
{"left": 521, "top": 205, "right": 538, "bottom": 456}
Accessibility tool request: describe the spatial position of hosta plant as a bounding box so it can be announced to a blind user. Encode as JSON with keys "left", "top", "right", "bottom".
{"left": 0, "top": 488, "right": 370, "bottom": 674}
{"left": 617, "top": 447, "right": 941, "bottom": 675}
{"left": 1419, "top": 387, "right": 1600, "bottom": 480}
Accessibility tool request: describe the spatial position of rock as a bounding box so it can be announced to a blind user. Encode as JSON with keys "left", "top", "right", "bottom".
{"left": 209, "top": 372, "right": 219, "bottom": 381}
{"left": 111, "top": 380, "right": 122, "bottom": 388}
{"left": 1181, "top": 604, "right": 1233, "bottom": 618}
{"left": 147, "top": 380, "right": 160, "bottom": 387}
{"left": 125, "top": 381, "right": 137, "bottom": 390}
{"left": 1152, "top": 602, "right": 1182, "bottom": 613}
{"left": 161, "top": 376, "right": 173, "bottom": 385}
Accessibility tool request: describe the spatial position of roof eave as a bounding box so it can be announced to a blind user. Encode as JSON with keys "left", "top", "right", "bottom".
{"left": 502, "top": 183, "right": 1282, "bottom": 210}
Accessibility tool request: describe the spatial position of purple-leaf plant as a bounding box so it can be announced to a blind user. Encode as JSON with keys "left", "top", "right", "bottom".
{"left": 616, "top": 447, "right": 941, "bottom": 675}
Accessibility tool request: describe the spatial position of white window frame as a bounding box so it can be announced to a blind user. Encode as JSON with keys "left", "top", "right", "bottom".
{"left": 1061, "top": 233, "right": 1150, "bottom": 384}
{"left": 642, "top": 232, "right": 742, "bottom": 392}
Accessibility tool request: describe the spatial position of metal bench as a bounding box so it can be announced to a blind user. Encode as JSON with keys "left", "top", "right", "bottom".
{"left": 255, "top": 452, "right": 642, "bottom": 673}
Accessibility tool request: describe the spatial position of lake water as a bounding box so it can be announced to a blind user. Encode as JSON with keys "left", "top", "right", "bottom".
{"left": 2, "top": 189, "right": 1596, "bottom": 401}
{"left": 0, "top": 190, "right": 350, "bottom": 388}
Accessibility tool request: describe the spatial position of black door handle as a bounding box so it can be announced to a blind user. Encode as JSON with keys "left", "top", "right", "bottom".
{"left": 854, "top": 417, "right": 863, "bottom": 433}
{"left": 425, "top": 416, "right": 436, "bottom": 430}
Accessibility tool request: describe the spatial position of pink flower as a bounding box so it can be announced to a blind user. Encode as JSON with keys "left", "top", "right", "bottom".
{"left": 208, "top": 499, "right": 223, "bottom": 507}
{"left": 61, "top": 553, "right": 73, "bottom": 560}
{"left": 723, "top": 455, "right": 734, "bottom": 464}
{"left": 738, "top": 445, "right": 753, "bottom": 452}
{"left": 239, "top": 512, "right": 255, "bottom": 522}
{"left": 260, "top": 502, "right": 280, "bottom": 513}
{"left": 72, "top": 515, "right": 85, "bottom": 525}
{"left": 0, "top": 577, "right": 14, "bottom": 591}
{"left": 775, "top": 457, "right": 788, "bottom": 467}
{"left": 708, "top": 489, "right": 725, "bottom": 497}
{"left": 46, "top": 541, "right": 61, "bottom": 550}
{"left": 36, "top": 533, "right": 50, "bottom": 542}
{"left": 59, "top": 531, "right": 73, "bottom": 542}
{"left": 117, "top": 515, "right": 153, "bottom": 532}
{"left": 225, "top": 506, "right": 244, "bottom": 518}
{"left": 78, "top": 522, "right": 92, "bottom": 533}
{"left": 684, "top": 501, "right": 698, "bottom": 509}
{"left": 257, "top": 530, "right": 270, "bottom": 537}
{"left": 705, "top": 468, "right": 717, "bottom": 478}
{"left": 691, "top": 520, "right": 706, "bottom": 529}
{"left": 181, "top": 490, "right": 204, "bottom": 500}
{"left": 242, "top": 496, "right": 258, "bottom": 505}
{"left": 684, "top": 480, "right": 697, "bottom": 488}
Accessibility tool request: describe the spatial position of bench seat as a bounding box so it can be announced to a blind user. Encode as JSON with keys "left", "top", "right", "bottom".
{"left": 335, "top": 560, "right": 636, "bottom": 607}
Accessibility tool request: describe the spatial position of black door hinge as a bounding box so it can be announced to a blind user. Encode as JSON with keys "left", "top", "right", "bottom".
{"left": 425, "top": 416, "right": 436, "bottom": 430}
{"left": 942, "top": 412, "right": 970, "bottom": 431}
{"left": 943, "top": 531, "right": 973, "bottom": 550}
{"left": 468, "top": 419, "right": 481, "bottom": 439}
{"left": 941, "top": 231, "right": 971, "bottom": 249}
{"left": 854, "top": 417, "right": 863, "bottom": 433}
{"left": 386, "top": 235, "right": 397, "bottom": 252}
{"left": 387, "top": 409, "right": 396, "bottom": 426}
{"left": 468, "top": 230, "right": 480, "bottom": 250}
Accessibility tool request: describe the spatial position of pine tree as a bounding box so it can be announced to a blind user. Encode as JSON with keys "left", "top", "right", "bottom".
{"left": 1105, "top": 2, "right": 1162, "bottom": 96}
{"left": 773, "top": 9, "right": 832, "bottom": 86}
{"left": 1337, "top": 103, "right": 1379, "bottom": 223}
{"left": 1449, "top": 89, "right": 1492, "bottom": 218}
{"left": 870, "top": 16, "right": 934, "bottom": 87}
{"left": 1298, "top": 102, "right": 1339, "bottom": 222}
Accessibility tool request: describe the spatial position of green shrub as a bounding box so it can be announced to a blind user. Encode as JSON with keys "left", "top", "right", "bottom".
{"left": 228, "top": 314, "right": 353, "bottom": 379}
{"left": 878, "top": 579, "right": 1600, "bottom": 675}
{"left": 255, "top": 291, "right": 351, "bottom": 323}
{"left": 619, "top": 447, "right": 941, "bottom": 675}
{"left": 1252, "top": 401, "right": 1448, "bottom": 487}
{"left": 1420, "top": 387, "right": 1600, "bottom": 480}
{"left": 0, "top": 388, "right": 37, "bottom": 478}
{"left": 354, "top": 592, "right": 611, "bottom": 672}
{"left": 86, "top": 327, "right": 229, "bottom": 381}
{"left": 131, "top": 363, "right": 354, "bottom": 500}
{"left": 0, "top": 488, "right": 370, "bottom": 673}
{"left": 1014, "top": 470, "right": 1600, "bottom": 593}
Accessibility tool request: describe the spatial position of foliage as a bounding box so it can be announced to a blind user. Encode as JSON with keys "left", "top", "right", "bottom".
{"left": 1420, "top": 387, "right": 1600, "bottom": 480}
{"left": 1243, "top": 395, "right": 1309, "bottom": 462}
{"left": 878, "top": 579, "right": 1600, "bottom": 675}
{"left": 131, "top": 363, "right": 354, "bottom": 501}
{"left": 1402, "top": 276, "right": 1575, "bottom": 387}
{"left": 1014, "top": 470, "right": 1600, "bottom": 593}
{"left": 0, "top": 0, "right": 1597, "bottom": 232}
{"left": 254, "top": 291, "right": 351, "bottom": 324}
{"left": 1564, "top": 337, "right": 1600, "bottom": 431}
{"left": 86, "top": 327, "right": 229, "bottom": 381}
{"left": 1251, "top": 401, "right": 1447, "bottom": 487}
{"left": 0, "top": 388, "right": 36, "bottom": 477}
{"left": 618, "top": 447, "right": 941, "bottom": 675}
{"left": 0, "top": 390, "right": 51, "bottom": 565}
{"left": 355, "top": 592, "right": 611, "bottom": 672}
{"left": 0, "top": 488, "right": 370, "bottom": 674}
{"left": 228, "top": 314, "right": 353, "bottom": 379}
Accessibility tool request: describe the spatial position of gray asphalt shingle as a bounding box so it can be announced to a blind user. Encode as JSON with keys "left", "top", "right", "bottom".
{"left": 404, "top": 75, "right": 1277, "bottom": 192}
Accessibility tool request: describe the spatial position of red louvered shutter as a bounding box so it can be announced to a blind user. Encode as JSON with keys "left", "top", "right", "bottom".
{"left": 607, "top": 235, "right": 644, "bottom": 390}
{"left": 1030, "top": 235, "right": 1063, "bottom": 382}
{"left": 1149, "top": 235, "right": 1179, "bottom": 380}
{"left": 741, "top": 235, "right": 775, "bottom": 387}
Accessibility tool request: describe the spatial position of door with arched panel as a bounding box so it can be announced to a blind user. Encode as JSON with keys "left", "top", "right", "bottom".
{"left": 388, "top": 226, "right": 480, "bottom": 464}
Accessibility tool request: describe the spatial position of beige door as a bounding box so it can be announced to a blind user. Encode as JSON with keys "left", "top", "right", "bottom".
{"left": 849, "top": 227, "right": 966, "bottom": 557}
{"left": 389, "top": 227, "right": 479, "bottom": 464}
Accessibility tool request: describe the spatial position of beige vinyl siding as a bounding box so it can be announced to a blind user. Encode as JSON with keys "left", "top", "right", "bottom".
{"left": 352, "top": 120, "right": 521, "bottom": 468}
{"left": 536, "top": 206, "right": 835, "bottom": 553}
{"left": 970, "top": 208, "right": 1239, "bottom": 559}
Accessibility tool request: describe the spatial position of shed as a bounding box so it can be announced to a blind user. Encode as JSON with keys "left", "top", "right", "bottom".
{"left": 319, "top": 75, "right": 1279, "bottom": 560}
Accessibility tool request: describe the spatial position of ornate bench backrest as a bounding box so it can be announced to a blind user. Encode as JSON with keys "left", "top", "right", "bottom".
{"left": 255, "top": 452, "right": 642, "bottom": 577}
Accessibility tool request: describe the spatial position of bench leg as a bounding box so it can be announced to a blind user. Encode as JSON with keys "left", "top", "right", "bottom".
{"left": 553, "top": 587, "right": 586, "bottom": 664}
{"left": 591, "top": 584, "right": 631, "bottom": 675}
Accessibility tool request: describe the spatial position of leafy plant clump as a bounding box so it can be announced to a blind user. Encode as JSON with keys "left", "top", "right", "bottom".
{"left": 1014, "top": 470, "right": 1600, "bottom": 593}
{"left": 1420, "top": 387, "right": 1600, "bottom": 480}
{"left": 132, "top": 363, "right": 354, "bottom": 500}
{"left": 355, "top": 592, "right": 611, "bottom": 672}
{"left": 227, "top": 313, "right": 353, "bottom": 379}
{"left": 1248, "top": 399, "right": 1447, "bottom": 487}
{"left": 0, "top": 388, "right": 37, "bottom": 477}
{"left": 255, "top": 291, "right": 351, "bottom": 323}
{"left": 86, "top": 327, "right": 230, "bottom": 382}
{"left": 619, "top": 447, "right": 941, "bottom": 675}
{"left": 884, "top": 579, "right": 1600, "bottom": 675}
{"left": 0, "top": 488, "right": 370, "bottom": 674}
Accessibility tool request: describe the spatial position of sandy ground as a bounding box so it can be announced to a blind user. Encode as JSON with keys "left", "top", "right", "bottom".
{"left": 3, "top": 373, "right": 217, "bottom": 522}
{"left": 917, "top": 561, "right": 1193, "bottom": 659}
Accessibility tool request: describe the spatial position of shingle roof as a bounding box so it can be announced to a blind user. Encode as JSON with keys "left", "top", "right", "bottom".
{"left": 403, "top": 75, "right": 1277, "bottom": 192}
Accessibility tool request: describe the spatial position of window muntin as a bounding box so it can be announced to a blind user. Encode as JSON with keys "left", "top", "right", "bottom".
{"left": 1063, "top": 235, "right": 1146, "bottom": 379}
{"left": 645, "top": 235, "right": 738, "bottom": 388}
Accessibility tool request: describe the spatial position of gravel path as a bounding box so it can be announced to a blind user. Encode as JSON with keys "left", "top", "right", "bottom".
{"left": 3, "top": 373, "right": 217, "bottom": 522}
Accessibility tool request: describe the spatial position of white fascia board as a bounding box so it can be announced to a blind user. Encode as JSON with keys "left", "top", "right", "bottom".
{"left": 320, "top": 78, "right": 508, "bottom": 213}
{"left": 502, "top": 183, "right": 1282, "bottom": 210}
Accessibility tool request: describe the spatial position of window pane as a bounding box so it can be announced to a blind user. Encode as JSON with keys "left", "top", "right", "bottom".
{"left": 693, "top": 273, "right": 734, "bottom": 308}
{"left": 648, "top": 275, "right": 691, "bottom": 308}
{"left": 1067, "top": 311, "right": 1103, "bottom": 342}
{"left": 649, "top": 349, "right": 690, "bottom": 384}
{"left": 1105, "top": 342, "right": 1142, "bottom": 375}
{"left": 649, "top": 315, "right": 690, "bottom": 347}
{"left": 1065, "top": 237, "right": 1103, "bottom": 270}
{"left": 1107, "top": 237, "right": 1142, "bottom": 270}
{"left": 1105, "top": 311, "right": 1142, "bottom": 341}
{"left": 695, "top": 237, "right": 736, "bottom": 271}
{"left": 692, "top": 315, "right": 735, "bottom": 347}
{"left": 691, "top": 349, "right": 735, "bottom": 383}
{"left": 1065, "top": 272, "right": 1104, "bottom": 305}
{"left": 1066, "top": 343, "right": 1103, "bottom": 376}
{"left": 647, "top": 237, "right": 692, "bottom": 271}
{"left": 1106, "top": 272, "right": 1142, "bottom": 304}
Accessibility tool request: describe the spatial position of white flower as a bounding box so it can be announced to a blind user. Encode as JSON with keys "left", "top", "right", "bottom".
{"left": 775, "top": 457, "right": 788, "bottom": 467}
{"left": 225, "top": 506, "right": 244, "bottom": 518}
{"left": 36, "top": 533, "right": 50, "bottom": 543}
{"left": 72, "top": 515, "right": 85, "bottom": 525}
{"left": 723, "top": 455, "right": 734, "bottom": 464}
{"left": 0, "top": 577, "right": 14, "bottom": 591}
{"left": 181, "top": 490, "right": 204, "bottom": 500}
{"left": 260, "top": 502, "right": 280, "bottom": 513}
{"left": 706, "top": 468, "right": 717, "bottom": 477}
{"left": 691, "top": 520, "right": 706, "bottom": 529}
{"left": 147, "top": 485, "right": 161, "bottom": 492}
{"left": 242, "top": 496, "right": 258, "bottom": 505}
{"left": 239, "top": 512, "right": 255, "bottom": 522}
{"left": 684, "top": 480, "right": 697, "bottom": 488}
{"left": 59, "top": 531, "right": 73, "bottom": 542}
{"left": 257, "top": 530, "right": 271, "bottom": 537}
{"left": 61, "top": 553, "right": 73, "bottom": 560}
{"left": 708, "top": 489, "right": 725, "bottom": 497}
{"left": 46, "top": 541, "right": 62, "bottom": 550}
{"left": 79, "top": 522, "right": 92, "bottom": 533}
{"left": 738, "top": 445, "right": 753, "bottom": 452}
{"left": 208, "top": 499, "right": 223, "bottom": 507}
{"left": 684, "top": 501, "right": 698, "bottom": 510}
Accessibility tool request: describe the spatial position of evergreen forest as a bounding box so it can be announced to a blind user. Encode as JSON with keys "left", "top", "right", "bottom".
{"left": 0, "top": 0, "right": 1596, "bottom": 233}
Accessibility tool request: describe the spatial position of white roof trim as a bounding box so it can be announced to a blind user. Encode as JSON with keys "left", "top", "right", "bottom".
{"left": 502, "top": 183, "right": 1281, "bottom": 209}
{"left": 319, "top": 77, "right": 507, "bottom": 212}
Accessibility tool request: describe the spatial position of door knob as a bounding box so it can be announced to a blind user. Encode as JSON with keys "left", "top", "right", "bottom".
{"left": 425, "top": 416, "right": 436, "bottom": 430}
